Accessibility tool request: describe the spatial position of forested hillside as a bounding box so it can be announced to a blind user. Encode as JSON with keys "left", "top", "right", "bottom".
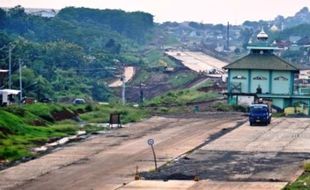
{"left": 0, "top": 6, "right": 154, "bottom": 102}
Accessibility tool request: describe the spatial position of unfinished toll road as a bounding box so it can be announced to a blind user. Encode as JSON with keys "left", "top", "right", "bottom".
{"left": 0, "top": 112, "right": 244, "bottom": 190}
{"left": 142, "top": 117, "right": 310, "bottom": 189}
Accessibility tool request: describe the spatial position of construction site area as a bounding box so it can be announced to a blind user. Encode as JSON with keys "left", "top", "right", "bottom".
{"left": 0, "top": 112, "right": 310, "bottom": 190}
{"left": 0, "top": 50, "right": 309, "bottom": 190}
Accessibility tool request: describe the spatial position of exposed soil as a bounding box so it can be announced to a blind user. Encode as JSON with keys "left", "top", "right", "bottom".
{"left": 109, "top": 66, "right": 135, "bottom": 87}
{"left": 124, "top": 69, "right": 201, "bottom": 102}
{"left": 51, "top": 109, "right": 77, "bottom": 121}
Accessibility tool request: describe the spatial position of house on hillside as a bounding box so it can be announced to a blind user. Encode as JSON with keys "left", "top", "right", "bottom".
{"left": 0, "top": 89, "right": 20, "bottom": 106}
{"left": 224, "top": 29, "right": 310, "bottom": 114}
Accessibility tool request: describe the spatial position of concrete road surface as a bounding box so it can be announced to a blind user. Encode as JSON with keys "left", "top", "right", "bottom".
{"left": 141, "top": 117, "right": 310, "bottom": 190}
{"left": 0, "top": 113, "right": 243, "bottom": 190}
{"left": 165, "top": 51, "right": 227, "bottom": 72}
{"left": 120, "top": 180, "right": 287, "bottom": 190}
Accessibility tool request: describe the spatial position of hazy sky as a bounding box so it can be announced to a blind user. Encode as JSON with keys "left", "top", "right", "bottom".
{"left": 1, "top": 0, "right": 310, "bottom": 24}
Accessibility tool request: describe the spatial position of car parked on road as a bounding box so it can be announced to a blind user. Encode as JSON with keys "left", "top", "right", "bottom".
{"left": 249, "top": 104, "right": 272, "bottom": 126}
{"left": 72, "top": 98, "right": 86, "bottom": 104}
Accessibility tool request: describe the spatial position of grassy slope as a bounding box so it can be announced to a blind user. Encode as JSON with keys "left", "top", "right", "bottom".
{"left": 0, "top": 106, "right": 74, "bottom": 161}
{"left": 79, "top": 104, "right": 149, "bottom": 123}
{"left": 168, "top": 72, "right": 197, "bottom": 88}
{"left": 284, "top": 171, "right": 310, "bottom": 190}
{"left": 284, "top": 163, "right": 310, "bottom": 190}
{"left": 0, "top": 103, "right": 149, "bottom": 162}
{"left": 145, "top": 89, "right": 219, "bottom": 107}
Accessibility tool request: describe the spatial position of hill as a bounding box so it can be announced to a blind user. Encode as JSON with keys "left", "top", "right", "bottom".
{"left": 0, "top": 6, "right": 154, "bottom": 102}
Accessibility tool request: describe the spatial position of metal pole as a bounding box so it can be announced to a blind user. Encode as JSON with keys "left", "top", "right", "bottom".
{"left": 227, "top": 22, "right": 230, "bottom": 50}
{"left": 19, "top": 59, "right": 22, "bottom": 102}
{"left": 151, "top": 145, "right": 158, "bottom": 171}
{"left": 121, "top": 75, "right": 126, "bottom": 105}
{"left": 139, "top": 82, "right": 144, "bottom": 104}
{"left": 8, "top": 45, "right": 12, "bottom": 89}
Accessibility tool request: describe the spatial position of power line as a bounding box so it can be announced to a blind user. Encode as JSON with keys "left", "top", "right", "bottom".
{"left": 73, "top": 67, "right": 117, "bottom": 71}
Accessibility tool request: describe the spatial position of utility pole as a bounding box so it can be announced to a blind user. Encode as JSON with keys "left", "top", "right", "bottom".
{"left": 226, "top": 22, "right": 230, "bottom": 50}
{"left": 8, "top": 44, "right": 15, "bottom": 89}
{"left": 19, "top": 59, "right": 22, "bottom": 102}
{"left": 139, "top": 82, "right": 144, "bottom": 104}
{"left": 121, "top": 74, "right": 126, "bottom": 105}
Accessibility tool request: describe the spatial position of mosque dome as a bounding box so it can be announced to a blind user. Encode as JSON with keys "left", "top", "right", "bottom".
{"left": 257, "top": 28, "right": 268, "bottom": 41}
{"left": 270, "top": 24, "right": 279, "bottom": 32}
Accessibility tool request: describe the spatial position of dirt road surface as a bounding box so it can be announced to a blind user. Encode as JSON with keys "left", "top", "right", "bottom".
{"left": 109, "top": 66, "right": 135, "bottom": 87}
{"left": 165, "top": 51, "right": 228, "bottom": 72}
{"left": 0, "top": 113, "right": 244, "bottom": 190}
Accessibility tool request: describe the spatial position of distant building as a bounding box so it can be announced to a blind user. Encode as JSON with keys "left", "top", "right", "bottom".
{"left": 24, "top": 8, "right": 58, "bottom": 18}
{"left": 270, "top": 24, "right": 279, "bottom": 32}
{"left": 224, "top": 29, "right": 310, "bottom": 114}
{"left": 289, "top": 36, "right": 302, "bottom": 44}
{"left": 299, "top": 70, "right": 310, "bottom": 80}
{"left": 0, "top": 89, "right": 20, "bottom": 106}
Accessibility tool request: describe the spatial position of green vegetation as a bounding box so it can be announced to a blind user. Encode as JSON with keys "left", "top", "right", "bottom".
{"left": 168, "top": 72, "right": 197, "bottom": 87}
{"left": 0, "top": 107, "right": 73, "bottom": 161}
{"left": 212, "top": 102, "right": 247, "bottom": 112}
{"left": 142, "top": 49, "right": 176, "bottom": 68}
{"left": 273, "top": 24, "right": 310, "bottom": 41}
{"left": 146, "top": 89, "right": 219, "bottom": 107}
{"left": 80, "top": 104, "right": 149, "bottom": 123}
{"left": 0, "top": 6, "right": 154, "bottom": 102}
{"left": 284, "top": 162, "right": 310, "bottom": 190}
{"left": 192, "top": 80, "right": 213, "bottom": 89}
{"left": 131, "top": 69, "right": 149, "bottom": 85}
{"left": 0, "top": 103, "right": 149, "bottom": 162}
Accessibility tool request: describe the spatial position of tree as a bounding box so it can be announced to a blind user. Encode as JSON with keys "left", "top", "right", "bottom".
{"left": 0, "top": 8, "right": 6, "bottom": 28}
{"left": 8, "top": 5, "right": 26, "bottom": 17}
{"left": 105, "top": 39, "right": 121, "bottom": 54}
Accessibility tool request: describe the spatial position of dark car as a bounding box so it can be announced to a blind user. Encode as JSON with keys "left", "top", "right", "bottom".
{"left": 39, "top": 97, "right": 52, "bottom": 103}
{"left": 73, "top": 98, "right": 86, "bottom": 104}
{"left": 249, "top": 104, "right": 272, "bottom": 126}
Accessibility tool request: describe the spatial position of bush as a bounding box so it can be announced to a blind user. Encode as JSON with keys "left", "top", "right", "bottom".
{"left": 0, "top": 146, "right": 30, "bottom": 161}
{"left": 304, "top": 162, "right": 310, "bottom": 172}
{"left": 4, "top": 106, "right": 26, "bottom": 117}
{"left": 232, "top": 105, "right": 247, "bottom": 112}
{"left": 213, "top": 103, "right": 248, "bottom": 112}
{"left": 146, "top": 89, "right": 219, "bottom": 107}
{"left": 85, "top": 104, "right": 94, "bottom": 112}
{"left": 213, "top": 102, "right": 232, "bottom": 112}
{"left": 52, "top": 124, "right": 77, "bottom": 135}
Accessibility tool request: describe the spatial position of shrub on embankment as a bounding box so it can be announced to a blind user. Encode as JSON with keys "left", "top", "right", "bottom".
{"left": 0, "top": 103, "right": 149, "bottom": 162}
{"left": 0, "top": 104, "right": 81, "bottom": 162}
{"left": 283, "top": 162, "right": 310, "bottom": 189}
{"left": 79, "top": 103, "right": 149, "bottom": 123}
{"left": 145, "top": 89, "right": 219, "bottom": 107}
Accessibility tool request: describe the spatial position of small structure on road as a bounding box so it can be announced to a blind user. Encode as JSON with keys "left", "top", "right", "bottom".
{"left": 109, "top": 113, "right": 122, "bottom": 128}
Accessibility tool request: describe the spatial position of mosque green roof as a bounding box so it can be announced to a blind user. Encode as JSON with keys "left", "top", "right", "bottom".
{"left": 223, "top": 53, "right": 299, "bottom": 71}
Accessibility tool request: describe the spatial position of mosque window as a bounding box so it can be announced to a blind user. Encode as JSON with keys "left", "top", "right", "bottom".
{"left": 253, "top": 76, "right": 267, "bottom": 80}
{"left": 232, "top": 75, "right": 246, "bottom": 80}
{"left": 274, "top": 76, "right": 288, "bottom": 81}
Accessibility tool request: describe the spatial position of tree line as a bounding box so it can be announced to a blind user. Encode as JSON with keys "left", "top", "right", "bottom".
{"left": 0, "top": 6, "right": 154, "bottom": 101}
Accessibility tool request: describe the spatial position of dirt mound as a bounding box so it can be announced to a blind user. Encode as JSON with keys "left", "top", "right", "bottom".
{"left": 52, "top": 109, "right": 77, "bottom": 121}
